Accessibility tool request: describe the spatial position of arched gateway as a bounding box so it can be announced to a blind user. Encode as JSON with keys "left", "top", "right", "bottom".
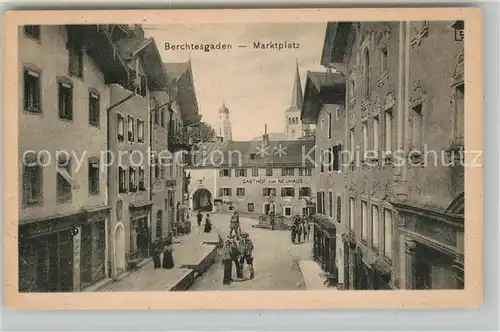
{"left": 192, "top": 188, "right": 213, "bottom": 211}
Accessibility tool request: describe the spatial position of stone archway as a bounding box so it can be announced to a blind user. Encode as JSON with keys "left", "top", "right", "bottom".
{"left": 113, "top": 222, "right": 126, "bottom": 278}
{"left": 192, "top": 188, "right": 213, "bottom": 211}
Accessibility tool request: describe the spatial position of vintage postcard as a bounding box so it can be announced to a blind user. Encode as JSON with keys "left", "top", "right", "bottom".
{"left": 3, "top": 8, "right": 482, "bottom": 310}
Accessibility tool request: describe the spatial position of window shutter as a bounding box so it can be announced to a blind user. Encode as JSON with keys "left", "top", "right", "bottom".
{"left": 219, "top": 169, "right": 223, "bottom": 177}
{"left": 228, "top": 188, "right": 232, "bottom": 196}
{"left": 281, "top": 188, "right": 285, "bottom": 197}
{"left": 263, "top": 188, "right": 267, "bottom": 196}
{"left": 219, "top": 188, "right": 223, "bottom": 197}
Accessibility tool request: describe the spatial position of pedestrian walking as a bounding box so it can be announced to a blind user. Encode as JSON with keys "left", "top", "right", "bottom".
{"left": 229, "top": 211, "right": 241, "bottom": 237}
{"left": 221, "top": 239, "right": 233, "bottom": 285}
{"left": 297, "top": 222, "right": 303, "bottom": 243}
{"left": 162, "top": 239, "right": 175, "bottom": 269}
{"left": 204, "top": 214, "right": 212, "bottom": 233}
{"left": 196, "top": 211, "right": 203, "bottom": 227}
{"left": 152, "top": 237, "right": 162, "bottom": 269}
{"left": 238, "top": 232, "right": 255, "bottom": 280}
{"left": 291, "top": 223, "right": 297, "bottom": 244}
{"left": 304, "top": 219, "right": 311, "bottom": 241}
{"left": 229, "top": 235, "right": 243, "bottom": 279}
{"left": 270, "top": 212, "right": 275, "bottom": 231}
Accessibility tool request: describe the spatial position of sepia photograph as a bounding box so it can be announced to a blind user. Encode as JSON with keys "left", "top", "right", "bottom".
{"left": 3, "top": 8, "right": 483, "bottom": 309}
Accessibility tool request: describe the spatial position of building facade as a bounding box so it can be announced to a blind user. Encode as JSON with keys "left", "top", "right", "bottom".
{"left": 187, "top": 130, "right": 316, "bottom": 221}
{"left": 18, "top": 25, "right": 114, "bottom": 292}
{"left": 301, "top": 71, "right": 347, "bottom": 288}
{"left": 317, "top": 21, "right": 465, "bottom": 290}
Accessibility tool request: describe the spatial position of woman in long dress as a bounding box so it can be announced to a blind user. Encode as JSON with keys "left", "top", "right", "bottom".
{"left": 162, "top": 239, "right": 175, "bottom": 269}
{"left": 204, "top": 214, "right": 212, "bottom": 233}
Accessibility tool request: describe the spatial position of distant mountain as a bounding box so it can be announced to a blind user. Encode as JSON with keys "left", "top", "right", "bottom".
{"left": 251, "top": 132, "right": 286, "bottom": 141}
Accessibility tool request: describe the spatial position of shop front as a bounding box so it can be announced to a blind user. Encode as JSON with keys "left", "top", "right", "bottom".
{"left": 128, "top": 201, "right": 153, "bottom": 268}
{"left": 19, "top": 206, "right": 110, "bottom": 292}
{"left": 312, "top": 215, "right": 337, "bottom": 280}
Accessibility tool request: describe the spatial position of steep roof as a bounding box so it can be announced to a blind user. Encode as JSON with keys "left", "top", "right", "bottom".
{"left": 163, "top": 61, "right": 191, "bottom": 81}
{"left": 288, "top": 60, "right": 303, "bottom": 110}
{"left": 187, "top": 139, "right": 316, "bottom": 169}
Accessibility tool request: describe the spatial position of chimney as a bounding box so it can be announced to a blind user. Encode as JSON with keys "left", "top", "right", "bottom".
{"left": 262, "top": 124, "right": 269, "bottom": 146}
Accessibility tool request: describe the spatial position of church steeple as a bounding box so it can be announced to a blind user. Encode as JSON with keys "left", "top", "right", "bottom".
{"left": 290, "top": 59, "right": 303, "bottom": 109}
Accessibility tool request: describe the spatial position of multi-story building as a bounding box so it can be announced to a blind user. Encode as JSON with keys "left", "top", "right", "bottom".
{"left": 106, "top": 25, "right": 168, "bottom": 278}
{"left": 18, "top": 25, "right": 115, "bottom": 292}
{"left": 164, "top": 60, "right": 201, "bottom": 235}
{"left": 318, "top": 21, "right": 465, "bottom": 290}
{"left": 301, "top": 70, "right": 347, "bottom": 288}
{"left": 186, "top": 127, "right": 316, "bottom": 222}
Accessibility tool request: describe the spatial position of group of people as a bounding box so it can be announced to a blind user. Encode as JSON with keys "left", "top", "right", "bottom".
{"left": 151, "top": 238, "right": 175, "bottom": 269}
{"left": 290, "top": 214, "right": 311, "bottom": 244}
{"left": 196, "top": 211, "right": 213, "bottom": 233}
{"left": 221, "top": 211, "right": 255, "bottom": 285}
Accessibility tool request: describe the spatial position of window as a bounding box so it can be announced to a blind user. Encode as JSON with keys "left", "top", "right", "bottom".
{"left": 22, "top": 161, "right": 43, "bottom": 205}
{"left": 321, "top": 119, "right": 325, "bottom": 130}
{"left": 363, "top": 49, "right": 370, "bottom": 100}
{"left": 250, "top": 153, "right": 256, "bottom": 160}
{"left": 288, "top": 117, "right": 292, "bottom": 124}
{"left": 88, "top": 159, "right": 100, "bottom": 195}
{"left": 281, "top": 187, "right": 295, "bottom": 198}
{"left": 410, "top": 104, "right": 423, "bottom": 151}
{"left": 362, "top": 122, "right": 368, "bottom": 159}
{"left": 328, "top": 191, "right": 333, "bottom": 217}
{"left": 298, "top": 168, "right": 303, "bottom": 176}
{"left": 154, "top": 108, "right": 160, "bottom": 126}
{"left": 454, "top": 84, "right": 464, "bottom": 145}
{"left": 139, "top": 168, "right": 145, "bottom": 191}
{"left": 349, "top": 197, "right": 355, "bottom": 230}
{"left": 24, "top": 25, "right": 40, "bottom": 40}
{"left": 235, "top": 168, "right": 247, "bottom": 177}
{"left": 128, "top": 116, "right": 135, "bottom": 143}
{"left": 266, "top": 168, "right": 273, "bottom": 176}
{"left": 160, "top": 109, "right": 165, "bottom": 128}
{"left": 236, "top": 188, "right": 246, "bottom": 197}
{"left": 283, "top": 206, "right": 293, "bottom": 217}
{"left": 332, "top": 145, "right": 341, "bottom": 171}
{"left": 247, "top": 203, "right": 254, "bottom": 212}
{"left": 251, "top": 168, "right": 258, "bottom": 176}
{"left": 361, "top": 200, "right": 368, "bottom": 241}
{"left": 328, "top": 113, "right": 332, "bottom": 139}
{"left": 23, "top": 68, "right": 41, "bottom": 112}
{"left": 336, "top": 196, "right": 342, "bottom": 223}
{"left": 56, "top": 156, "right": 72, "bottom": 202}
{"left": 384, "top": 108, "right": 393, "bottom": 154}
{"left": 68, "top": 34, "right": 83, "bottom": 78}
{"left": 381, "top": 46, "right": 388, "bottom": 73}
{"left": 348, "top": 78, "right": 356, "bottom": 101}
{"left": 299, "top": 187, "right": 311, "bottom": 198}
{"left": 118, "top": 166, "right": 127, "bottom": 193}
{"left": 349, "top": 129, "right": 355, "bottom": 157}
{"left": 58, "top": 80, "right": 73, "bottom": 120}
{"left": 219, "top": 187, "right": 231, "bottom": 197}
{"left": 137, "top": 119, "right": 144, "bottom": 143}
{"left": 219, "top": 169, "right": 231, "bottom": 177}
{"left": 282, "top": 168, "right": 294, "bottom": 176}
{"left": 89, "top": 91, "right": 100, "bottom": 126}
{"left": 117, "top": 114, "right": 125, "bottom": 142}
{"left": 138, "top": 73, "right": 147, "bottom": 97}
{"left": 317, "top": 191, "right": 325, "bottom": 214}
{"left": 154, "top": 158, "right": 160, "bottom": 180}
{"left": 263, "top": 187, "right": 275, "bottom": 197}
{"left": 373, "top": 116, "right": 379, "bottom": 153}
{"left": 336, "top": 107, "right": 340, "bottom": 121}
{"left": 305, "top": 167, "right": 312, "bottom": 176}
{"left": 372, "top": 205, "right": 379, "bottom": 249}
{"left": 383, "top": 209, "right": 393, "bottom": 259}
{"left": 160, "top": 159, "right": 166, "bottom": 179}
{"left": 129, "top": 167, "right": 137, "bottom": 192}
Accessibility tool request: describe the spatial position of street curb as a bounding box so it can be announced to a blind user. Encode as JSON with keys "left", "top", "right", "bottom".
{"left": 166, "top": 268, "right": 196, "bottom": 291}
{"left": 297, "top": 261, "right": 312, "bottom": 290}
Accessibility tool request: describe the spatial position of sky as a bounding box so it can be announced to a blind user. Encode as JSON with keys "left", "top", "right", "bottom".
{"left": 144, "top": 23, "right": 327, "bottom": 141}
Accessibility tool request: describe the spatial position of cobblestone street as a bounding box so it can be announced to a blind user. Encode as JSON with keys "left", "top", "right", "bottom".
{"left": 189, "top": 214, "right": 312, "bottom": 291}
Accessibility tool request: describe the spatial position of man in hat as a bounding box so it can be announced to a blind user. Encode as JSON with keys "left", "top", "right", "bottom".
{"left": 221, "top": 239, "right": 233, "bottom": 285}
{"left": 229, "top": 211, "right": 241, "bottom": 237}
{"left": 238, "top": 232, "right": 255, "bottom": 279}
{"left": 228, "top": 234, "right": 243, "bottom": 279}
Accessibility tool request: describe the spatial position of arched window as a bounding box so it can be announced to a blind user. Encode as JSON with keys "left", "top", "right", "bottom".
{"left": 156, "top": 210, "right": 163, "bottom": 239}
{"left": 363, "top": 49, "right": 370, "bottom": 99}
{"left": 288, "top": 117, "right": 292, "bottom": 124}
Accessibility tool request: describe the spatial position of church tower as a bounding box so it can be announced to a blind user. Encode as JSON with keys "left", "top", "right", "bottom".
{"left": 285, "top": 60, "right": 310, "bottom": 140}
{"left": 216, "top": 101, "right": 233, "bottom": 142}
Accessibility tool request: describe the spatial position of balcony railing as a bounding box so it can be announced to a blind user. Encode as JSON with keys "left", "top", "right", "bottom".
{"left": 168, "top": 126, "right": 192, "bottom": 152}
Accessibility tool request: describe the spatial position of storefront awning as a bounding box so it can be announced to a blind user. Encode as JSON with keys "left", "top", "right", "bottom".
{"left": 129, "top": 200, "right": 154, "bottom": 209}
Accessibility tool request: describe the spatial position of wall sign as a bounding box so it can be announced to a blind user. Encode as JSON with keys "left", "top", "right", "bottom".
{"left": 242, "top": 178, "right": 304, "bottom": 185}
